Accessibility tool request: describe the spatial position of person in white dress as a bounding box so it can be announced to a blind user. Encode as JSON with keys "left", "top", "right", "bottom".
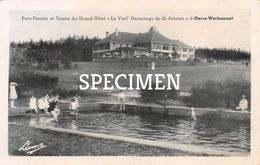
{"left": 118, "top": 90, "right": 126, "bottom": 111}
{"left": 236, "top": 95, "right": 248, "bottom": 111}
{"left": 29, "top": 95, "right": 38, "bottom": 113}
{"left": 73, "top": 94, "right": 80, "bottom": 115}
{"left": 151, "top": 61, "right": 155, "bottom": 71}
{"left": 9, "top": 82, "right": 18, "bottom": 108}
{"left": 44, "top": 94, "right": 49, "bottom": 114}
{"left": 38, "top": 96, "right": 45, "bottom": 113}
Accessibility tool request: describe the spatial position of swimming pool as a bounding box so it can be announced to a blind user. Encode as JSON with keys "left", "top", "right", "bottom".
{"left": 29, "top": 111, "right": 250, "bottom": 154}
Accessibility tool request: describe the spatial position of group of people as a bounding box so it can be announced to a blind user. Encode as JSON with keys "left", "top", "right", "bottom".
{"left": 28, "top": 94, "right": 49, "bottom": 114}
{"left": 144, "top": 61, "right": 156, "bottom": 70}
{"left": 28, "top": 94, "right": 80, "bottom": 123}
{"left": 10, "top": 80, "right": 249, "bottom": 124}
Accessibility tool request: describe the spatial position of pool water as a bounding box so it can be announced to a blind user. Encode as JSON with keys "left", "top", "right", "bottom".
{"left": 29, "top": 111, "right": 250, "bottom": 154}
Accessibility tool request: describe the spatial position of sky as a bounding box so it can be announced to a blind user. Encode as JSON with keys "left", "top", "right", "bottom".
{"left": 10, "top": 10, "right": 250, "bottom": 51}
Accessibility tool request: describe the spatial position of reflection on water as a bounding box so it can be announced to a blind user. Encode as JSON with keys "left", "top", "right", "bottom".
{"left": 70, "top": 120, "right": 78, "bottom": 130}
{"left": 29, "top": 111, "right": 250, "bottom": 154}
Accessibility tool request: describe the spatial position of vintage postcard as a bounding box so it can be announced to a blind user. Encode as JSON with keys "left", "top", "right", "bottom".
{"left": 0, "top": 0, "right": 260, "bottom": 164}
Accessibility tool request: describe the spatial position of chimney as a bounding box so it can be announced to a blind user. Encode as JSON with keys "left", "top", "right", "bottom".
{"left": 115, "top": 29, "right": 119, "bottom": 36}
{"left": 106, "top": 31, "right": 109, "bottom": 37}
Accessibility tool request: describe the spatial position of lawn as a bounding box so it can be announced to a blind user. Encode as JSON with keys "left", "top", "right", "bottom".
{"left": 38, "top": 62, "right": 250, "bottom": 92}
{"left": 9, "top": 61, "right": 250, "bottom": 108}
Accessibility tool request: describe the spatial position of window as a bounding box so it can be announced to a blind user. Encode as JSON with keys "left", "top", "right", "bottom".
{"left": 112, "top": 43, "right": 120, "bottom": 49}
{"left": 162, "top": 45, "right": 170, "bottom": 50}
{"left": 121, "top": 44, "right": 127, "bottom": 47}
{"left": 189, "top": 49, "right": 193, "bottom": 53}
{"left": 152, "top": 43, "right": 161, "bottom": 50}
{"left": 182, "top": 48, "right": 187, "bottom": 52}
{"left": 172, "top": 45, "right": 179, "bottom": 51}
{"left": 102, "top": 44, "right": 108, "bottom": 50}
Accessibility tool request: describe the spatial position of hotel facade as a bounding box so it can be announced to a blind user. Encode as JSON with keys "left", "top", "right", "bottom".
{"left": 92, "top": 26, "right": 195, "bottom": 61}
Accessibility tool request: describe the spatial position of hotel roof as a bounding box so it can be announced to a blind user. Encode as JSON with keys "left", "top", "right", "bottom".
{"left": 94, "top": 32, "right": 138, "bottom": 45}
{"left": 94, "top": 26, "right": 193, "bottom": 49}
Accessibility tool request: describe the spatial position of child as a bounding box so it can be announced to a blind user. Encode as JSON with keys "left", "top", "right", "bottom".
{"left": 38, "top": 96, "right": 45, "bottom": 113}
{"left": 74, "top": 94, "right": 80, "bottom": 115}
{"left": 9, "top": 82, "right": 18, "bottom": 108}
{"left": 47, "top": 94, "right": 69, "bottom": 123}
{"left": 151, "top": 61, "right": 155, "bottom": 71}
{"left": 118, "top": 90, "right": 126, "bottom": 112}
{"left": 191, "top": 107, "right": 197, "bottom": 121}
{"left": 70, "top": 98, "right": 77, "bottom": 115}
{"left": 29, "top": 95, "right": 38, "bottom": 114}
{"left": 44, "top": 94, "right": 49, "bottom": 114}
{"left": 47, "top": 95, "right": 60, "bottom": 123}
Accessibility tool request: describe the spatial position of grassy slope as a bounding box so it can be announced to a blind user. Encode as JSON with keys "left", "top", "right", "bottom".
{"left": 38, "top": 62, "right": 250, "bottom": 92}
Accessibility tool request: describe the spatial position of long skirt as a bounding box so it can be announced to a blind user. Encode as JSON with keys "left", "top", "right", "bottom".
{"left": 9, "top": 86, "right": 17, "bottom": 99}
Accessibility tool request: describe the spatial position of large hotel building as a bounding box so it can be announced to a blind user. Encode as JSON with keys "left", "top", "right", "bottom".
{"left": 92, "top": 26, "right": 195, "bottom": 61}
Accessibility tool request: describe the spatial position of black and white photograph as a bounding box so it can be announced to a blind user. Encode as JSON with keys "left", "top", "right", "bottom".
{"left": 7, "top": 8, "right": 252, "bottom": 158}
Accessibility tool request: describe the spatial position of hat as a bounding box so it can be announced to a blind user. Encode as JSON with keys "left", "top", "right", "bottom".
{"left": 10, "top": 82, "right": 17, "bottom": 85}
{"left": 242, "top": 95, "right": 246, "bottom": 98}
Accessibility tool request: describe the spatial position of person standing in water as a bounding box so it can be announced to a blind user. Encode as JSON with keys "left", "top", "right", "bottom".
{"left": 70, "top": 98, "right": 77, "bottom": 115}
{"left": 73, "top": 94, "right": 80, "bottom": 115}
{"left": 9, "top": 82, "right": 18, "bottom": 108}
{"left": 118, "top": 90, "right": 126, "bottom": 113}
{"left": 47, "top": 94, "right": 69, "bottom": 123}
{"left": 191, "top": 107, "right": 197, "bottom": 121}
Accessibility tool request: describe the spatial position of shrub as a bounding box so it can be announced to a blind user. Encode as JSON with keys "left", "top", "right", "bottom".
{"left": 183, "top": 79, "right": 250, "bottom": 108}
{"left": 73, "top": 64, "right": 79, "bottom": 69}
{"left": 186, "top": 57, "right": 196, "bottom": 66}
{"left": 48, "top": 63, "right": 59, "bottom": 70}
{"left": 63, "top": 60, "right": 72, "bottom": 69}
{"left": 9, "top": 70, "right": 59, "bottom": 98}
{"left": 52, "top": 88, "right": 77, "bottom": 98}
{"left": 51, "top": 88, "right": 91, "bottom": 98}
{"left": 195, "top": 48, "right": 250, "bottom": 61}
{"left": 140, "top": 83, "right": 179, "bottom": 102}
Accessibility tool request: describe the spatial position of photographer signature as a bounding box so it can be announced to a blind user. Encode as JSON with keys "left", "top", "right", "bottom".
{"left": 18, "top": 140, "right": 47, "bottom": 155}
